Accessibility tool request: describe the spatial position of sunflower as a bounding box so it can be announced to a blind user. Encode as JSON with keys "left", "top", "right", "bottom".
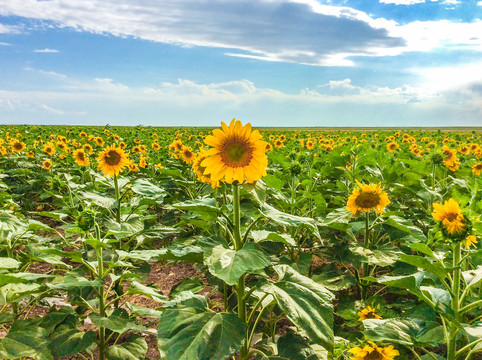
{"left": 432, "top": 198, "right": 466, "bottom": 236}
{"left": 132, "top": 146, "right": 141, "bottom": 154}
{"left": 73, "top": 149, "right": 90, "bottom": 166}
{"left": 79, "top": 131, "right": 87, "bottom": 137}
{"left": 347, "top": 181, "right": 390, "bottom": 215}
{"left": 96, "top": 144, "right": 129, "bottom": 177}
{"left": 127, "top": 162, "right": 139, "bottom": 172}
{"left": 83, "top": 144, "right": 93, "bottom": 154}
{"left": 306, "top": 140, "right": 314, "bottom": 150}
{"left": 349, "top": 342, "right": 399, "bottom": 360}
{"left": 274, "top": 139, "right": 284, "bottom": 149}
{"left": 358, "top": 306, "right": 382, "bottom": 321}
{"left": 472, "top": 162, "right": 482, "bottom": 175}
{"left": 43, "top": 143, "right": 55, "bottom": 156}
{"left": 265, "top": 143, "right": 273, "bottom": 152}
{"left": 201, "top": 119, "right": 268, "bottom": 184}
{"left": 464, "top": 235, "right": 477, "bottom": 249}
{"left": 386, "top": 142, "right": 399, "bottom": 153}
{"left": 26, "top": 150, "right": 35, "bottom": 158}
{"left": 139, "top": 155, "right": 147, "bottom": 168}
{"left": 42, "top": 160, "right": 53, "bottom": 170}
{"left": 95, "top": 137, "right": 105, "bottom": 146}
{"left": 11, "top": 141, "right": 26, "bottom": 153}
{"left": 154, "top": 162, "right": 164, "bottom": 169}
{"left": 192, "top": 151, "right": 220, "bottom": 189}
{"left": 152, "top": 142, "right": 161, "bottom": 151}
{"left": 181, "top": 146, "right": 196, "bottom": 164}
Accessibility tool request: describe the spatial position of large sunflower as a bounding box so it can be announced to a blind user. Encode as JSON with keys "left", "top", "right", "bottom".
{"left": 201, "top": 119, "right": 268, "bottom": 184}
{"left": 347, "top": 181, "right": 390, "bottom": 215}
{"left": 432, "top": 198, "right": 466, "bottom": 235}
{"left": 349, "top": 341, "right": 399, "bottom": 360}
{"left": 73, "top": 149, "right": 90, "bottom": 166}
{"left": 96, "top": 144, "right": 129, "bottom": 177}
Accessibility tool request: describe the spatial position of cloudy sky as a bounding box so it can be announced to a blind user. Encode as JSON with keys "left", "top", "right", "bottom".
{"left": 1, "top": 0, "right": 481, "bottom": 127}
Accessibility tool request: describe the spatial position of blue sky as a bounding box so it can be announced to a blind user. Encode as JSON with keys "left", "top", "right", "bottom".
{"left": 1, "top": 0, "right": 482, "bottom": 127}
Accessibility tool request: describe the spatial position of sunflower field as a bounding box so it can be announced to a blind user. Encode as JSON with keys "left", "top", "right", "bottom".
{"left": 0, "top": 121, "right": 481, "bottom": 360}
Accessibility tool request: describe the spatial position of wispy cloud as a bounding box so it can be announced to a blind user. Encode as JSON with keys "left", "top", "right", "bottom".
{"left": 379, "top": 0, "right": 426, "bottom": 5}
{"left": 0, "top": 42, "right": 11, "bottom": 46}
{"left": 2, "top": 0, "right": 480, "bottom": 67}
{"left": 0, "top": 22, "right": 21, "bottom": 34}
{"left": 33, "top": 48, "right": 59, "bottom": 53}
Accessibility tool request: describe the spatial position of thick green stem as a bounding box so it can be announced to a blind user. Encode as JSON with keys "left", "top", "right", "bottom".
{"left": 447, "top": 242, "right": 461, "bottom": 360}
{"left": 233, "top": 185, "right": 248, "bottom": 359}
{"left": 361, "top": 212, "right": 370, "bottom": 300}
{"left": 113, "top": 174, "right": 121, "bottom": 223}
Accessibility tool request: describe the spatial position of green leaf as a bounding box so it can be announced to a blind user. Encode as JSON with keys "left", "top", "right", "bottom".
{"left": 0, "top": 321, "right": 53, "bottom": 360}
{"left": 462, "top": 266, "right": 482, "bottom": 290}
{"left": 260, "top": 205, "right": 320, "bottom": 239}
{"left": 49, "top": 327, "right": 96, "bottom": 358}
{"left": 251, "top": 230, "right": 297, "bottom": 247}
{"left": 90, "top": 308, "right": 146, "bottom": 334}
{"left": 0, "top": 257, "right": 20, "bottom": 270}
{"left": 130, "top": 179, "right": 166, "bottom": 199}
{"left": 362, "top": 318, "right": 422, "bottom": 346}
{"left": 79, "top": 191, "right": 116, "bottom": 209}
{"left": 263, "top": 174, "right": 285, "bottom": 191}
{"left": 369, "top": 272, "right": 425, "bottom": 296}
{"left": 106, "top": 335, "right": 148, "bottom": 360}
{"left": 258, "top": 265, "right": 334, "bottom": 352}
{"left": 157, "top": 307, "right": 245, "bottom": 360}
{"left": 205, "top": 243, "right": 270, "bottom": 285}
{"left": 399, "top": 254, "right": 450, "bottom": 281}
{"left": 127, "top": 281, "right": 167, "bottom": 302}
{"left": 170, "top": 277, "right": 204, "bottom": 298}
{"left": 172, "top": 198, "right": 220, "bottom": 214}
{"left": 384, "top": 216, "right": 427, "bottom": 241}
{"left": 277, "top": 333, "right": 325, "bottom": 360}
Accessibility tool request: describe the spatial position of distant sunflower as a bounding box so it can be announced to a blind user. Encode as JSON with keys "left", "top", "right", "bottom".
{"left": 386, "top": 142, "right": 399, "bottom": 153}
{"left": 73, "top": 149, "right": 90, "bottom": 166}
{"left": 152, "top": 142, "right": 161, "bottom": 151}
{"left": 465, "top": 235, "right": 477, "bottom": 249}
{"left": 472, "top": 162, "right": 482, "bottom": 175}
{"left": 11, "top": 141, "right": 26, "bottom": 153}
{"left": 96, "top": 144, "right": 129, "bottom": 177}
{"left": 349, "top": 341, "right": 399, "bottom": 360}
{"left": 347, "top": 180, "right": 390, "bottom": 215}
{"left": 43, "top": 143, "right": 55, "bottom": 156}
{"left": 265, "top": 143, "right": 273, "bottom": 152}
{"left": 306, "top": 140, "right": 314, "bottom": 150}
{"left": 181, "top": 146, "right": 195, "bottom": 164}
{"left": 193, "top": 151, "right": 220, "bottom": 188}
{"left": 128, "top": 162, "right": 139, "bottom": 172}
{"left": 139, "top": 155, "right": 147, "bottom": 168}
{"left": 26, "top": 150, "right": 35, "bottom": 158}
{"left": 358, "top": 306, "right": 382, "bottom": 321}
{"left": 432, "top": 198, "right": 466, "bottom": 236}
{"left": 201, "top": 118, "right": 268, "bottom": 184}
{"left": 274, "top": 139, "right": 283, "bottom": 149}
{"left": 42, "top": 160, "right": 53, "bottom": 170}
{"left": 83, "top": 144, "right": 93, "bottom": 154}
{"left": 95, "top": 137, "right": 104, "bottom": 146}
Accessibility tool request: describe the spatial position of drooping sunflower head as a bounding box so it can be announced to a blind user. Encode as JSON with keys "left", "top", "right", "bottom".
{"left": 358, "top": 306, "right": 382, "bottom": 321}
{"left": 201, "top": 119, "right": 268, "bottom": 184}
{"left": 347, "top": 181, "right": 390, "bottom": 215}
{"left": 96, "top": 144, "right": 129, "bottom": 177}
{"left": 73, "top": 149, "right": 90, "bottom": 166}
{"left": 432, "top": 198, "right": 467, "bottom": 237}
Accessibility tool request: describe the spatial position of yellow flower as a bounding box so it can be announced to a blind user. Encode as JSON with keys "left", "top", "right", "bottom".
{"left": 154, "top": 162, "right": 164, "bottom": 169}
{"left": 472, "top": 163, "right": 482, "bottom": 175}
{"left": 464, "top": 235, "right": 477, "bottom": 249}
{"left": 201, "top": 119, "right": 268, "bottom": 184}
{"left": 432, "top": 198, "right": 466, "bottom": 236}
{"left": 96, "top": 144, "right": 129, "bottom": 177}
{"left": 349, "top": 342, "right": 399, "bottom": 360}
{"left": 181, "top": 146, "right": 196, "bottom": 164}
{"left": 43, "top": 143, "right": 55, "bottom": 156}
{"left": 192, "top": 151, "right": 220, "bottom": 189}
{"left": 73, "top": 149, "right": 90, "bottom": 166}
{"left": 346, "top": 181, "right": 390, "bottom": 215}
{"left": 386, "top": 142, "right": 399, "bottom": 152}
{"left": 42, "top": 160, "right": 53, "bottom": 170}
{"left": 11, "top": 141, "right": 26, "bottom": 153}
{"left": 358, "top": 306, "right": 382, "bottom": 321}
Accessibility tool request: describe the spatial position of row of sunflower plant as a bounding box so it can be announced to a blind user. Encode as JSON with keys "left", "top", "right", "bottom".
{"left": 0, "top": 122, "right": 480, "bottom": 360}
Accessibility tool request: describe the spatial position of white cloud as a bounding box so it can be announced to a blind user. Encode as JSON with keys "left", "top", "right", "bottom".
{"left": 0, "top": 42, "right": 11, "bottom": 46}
{"left": 478, "top": 1, "right": 482, "bottom": 5}
{"left": 379, "top": 0, "right": 426, "bottom": 5}
{"left": 3, "top": 0, "right": 478, "bottom": 66}
{"left": 0, "top": 75, "right": 480, "bottom": 126}
{"left": 0, "top": 23, "right": 21, "bottom": 34}
{"left": 33, "top": 48, "right": 59, "bottom": 53}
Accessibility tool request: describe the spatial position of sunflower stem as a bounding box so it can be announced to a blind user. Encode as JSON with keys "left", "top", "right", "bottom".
{"left": 233, "top": 185, "right": 248, "bottom": 359}
{"left": 113, "top": 174, "right": 121, "bottom": 223}
{"left": 447, "top": 241, "right": 461, "bottom": 360}
{"left": 361, "top": 212, "right": 371, "bottom": 300}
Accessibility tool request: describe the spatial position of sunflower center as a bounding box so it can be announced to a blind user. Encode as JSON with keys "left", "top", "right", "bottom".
{"left": 445, "top": 212, "right": 459, "bottom": 222}
{"left": 363, "top": 311, "right": 377, "bottom": 319}
{"left": 221, "top": 138, "right": 253, "bottom": 167}
{"left": 365, "top": 350, "right": 383, "bottom": 360}
{"left": 77, "top": 152, "right": 85, "bottom": 161}
{"left": 355, "top": 192, "right": 380, "bottom": 209}
{"left": 13, "top": 143, "right": 23, "bottom": 150}
{"left": 105, "top": 150, "right": 121, "bottom": 166}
